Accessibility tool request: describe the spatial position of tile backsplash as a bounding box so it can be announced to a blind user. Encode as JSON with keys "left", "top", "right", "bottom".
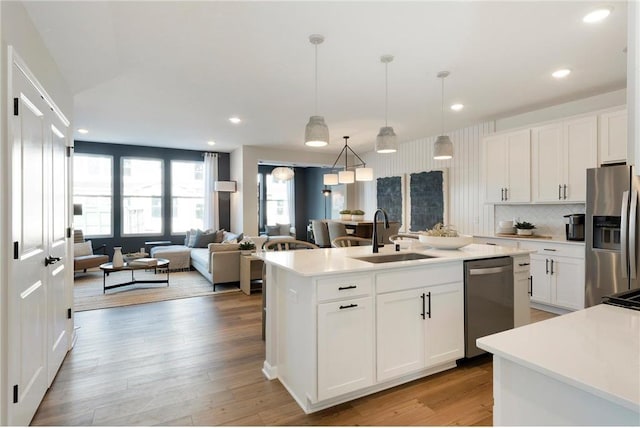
{"left": 495, "top": 204, "right": 585, "bottom": 238}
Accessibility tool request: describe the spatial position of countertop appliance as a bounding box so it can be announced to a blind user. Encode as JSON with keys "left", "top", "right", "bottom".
{"left": 564, "top": 213, "right": 585, "bottom": 241}
{"left": 464, "top": 257, "right": 514, "bottom": 358}
{"left": 602, "top": 287, "right": 640, "bottom": 311}
{"left": 586, "top": 165, "right": 640, "bottom": 307}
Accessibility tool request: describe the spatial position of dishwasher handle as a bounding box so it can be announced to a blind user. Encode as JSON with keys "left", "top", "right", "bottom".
{"left": 468, "top": 266, "right": 511, "bottom": 275}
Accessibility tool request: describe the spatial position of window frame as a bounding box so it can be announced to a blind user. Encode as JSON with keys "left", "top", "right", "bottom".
{"left": 120, "top": 156, "right": 164, "bottom": 237}
{"left": 73, "top": 153, "right": 114, "bottom": 238}
{"left": 170, "top": 159, "right": 205, "bottom": 235}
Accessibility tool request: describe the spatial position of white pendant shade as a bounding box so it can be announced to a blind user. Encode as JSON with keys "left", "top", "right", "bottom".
{"left": 305, "top": 115, "right": 329, "bottom": 147}
{"left": 272, "top": 166, "right": 295, "bottom": 181}
{"left": 356, "top": 167, "right": 373, "bottom": 181}
{"left": 375, "top": 126, "right": 397, "bottom": 153}
{"left": 323, "top": 173, "right": 338, "bottom": 185}
{"left": 338, "top": 170, "right": 355, "bottom": 184}
{"left": 433, "top": 135, "right": 454, "bottom": 160}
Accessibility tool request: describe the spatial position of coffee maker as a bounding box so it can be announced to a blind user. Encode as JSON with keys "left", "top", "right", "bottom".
{"left": 564, "top": 214, "right": 585, "bottom": 241}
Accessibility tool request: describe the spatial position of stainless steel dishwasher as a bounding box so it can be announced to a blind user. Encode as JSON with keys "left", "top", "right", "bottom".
{"left": 464, "top": 257, "right": 514, "bottom": 358}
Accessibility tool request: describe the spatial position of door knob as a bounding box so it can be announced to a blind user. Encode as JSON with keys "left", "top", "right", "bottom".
{"left": 45, "top": 256, "right": 61, "bottom": 266}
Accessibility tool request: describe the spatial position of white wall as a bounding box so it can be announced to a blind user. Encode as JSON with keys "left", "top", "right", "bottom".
{"left": 1, "top": 2, "right": 72, "bottom": 423}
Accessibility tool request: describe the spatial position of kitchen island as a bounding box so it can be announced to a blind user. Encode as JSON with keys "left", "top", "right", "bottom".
{"left": 260, "top": 243, "right": 532, "bottom": 413}
{"left": 477, "top": 304, "right": 640, "bottom": 426}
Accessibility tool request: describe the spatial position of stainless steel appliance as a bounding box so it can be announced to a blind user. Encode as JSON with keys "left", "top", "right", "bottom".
{"left": 586, "top": 165, "right": 640, "bottom": 307}
{"left": 564, "top": 213, "right": 585, "bottom": 241}
{"left": 464, "top": 257, "right": 514, "bottom": 358}
{"left": 603, "top": 288, "right": 640, "bottom": 311}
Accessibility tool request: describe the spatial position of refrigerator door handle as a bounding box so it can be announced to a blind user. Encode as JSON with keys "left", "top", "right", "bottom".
{"left": 622, "top": 190, "right": 630, "bottom": 279}
{"left": 630, "top": 190, "right": 638, "bottom": 279}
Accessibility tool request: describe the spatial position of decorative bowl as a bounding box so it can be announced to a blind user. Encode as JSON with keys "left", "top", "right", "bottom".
{"left": 418, "top": 234, "right": 473, "bottom": 250}
{"left": 123, "top": 252, "right": 148, "bottom": 262}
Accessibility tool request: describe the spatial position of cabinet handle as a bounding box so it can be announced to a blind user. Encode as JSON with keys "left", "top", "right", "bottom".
{"left": 426, "top": 291, "right": 432, "bottom": 319}
{"left": 504, "top": 188, "right": 508, "bottom": 201}
{"left": 528, "top": 276, "right": 533, "bottom": 296}
{"left": 518, "top": 262, "right": 530, "bottom": 266}
{"left": 339, "top": 303, "right": 358, "bottom": 310}
{"left": 485, "top": 242, "right": 497, "bottom": 246}
{"left": 501, "top": 188, "right": 505, "bottom": 201}
{"left": 546, "top": 259, "right": 549, "bottom": 274}
{"left": 550, "top": 259, "right": 554, "bottom": 275}
{"left": 558, "top": 184, "right": 562, "bottom": 200}
{"left": 420, "top": 293, "right": 426, "bottom": 319}
{"left": 543, "top": 248, "right": 557, "bottom": 252}
{"left": 338, "top": 285, "right": 357, "bottom": 291}
{"left": 563, "top": 184, "right": 567, "bottom": 200}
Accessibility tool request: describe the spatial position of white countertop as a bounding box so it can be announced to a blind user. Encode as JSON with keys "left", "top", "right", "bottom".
{"left": 474, "top": 234, "right": 585, "bottom": 246}
{"left": 258, "top": 243, "right": 532, "bottom": 277}
{"left": 477, "top": 304, "right": 640, "bottom": 412}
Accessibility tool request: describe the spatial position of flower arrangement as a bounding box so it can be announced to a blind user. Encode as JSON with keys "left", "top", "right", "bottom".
{"left": 515, "top": 221, "right": 536, "bottom": 236}
{"left": 351, "top": 209, "right": 365, "bottom": 221}
{"left": 239, "top": 241, "right": 256, "bottom": 252}
{"left": 339, "top": 209, "right": 351, "bottom": 220}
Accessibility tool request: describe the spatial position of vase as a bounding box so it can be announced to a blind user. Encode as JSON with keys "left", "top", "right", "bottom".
{"left": 351, "top": 214, "right": 364, "bottom": 221}
{"left": 340, "top": 214, "right": 351, "bottom": 220}
{"left": 516, "top": 229, "right": 533, "bottom": 236}
{"left": 112, "top": 246, "right": 124, "bottom": 268}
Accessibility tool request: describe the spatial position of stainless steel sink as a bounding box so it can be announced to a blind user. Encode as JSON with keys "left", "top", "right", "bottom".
{"left": 351, "top": 252, "right": 437, "bottom": 263}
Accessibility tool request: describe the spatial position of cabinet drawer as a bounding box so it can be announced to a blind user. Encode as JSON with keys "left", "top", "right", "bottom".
{"left": 317, "top": 275, "right": 372, "bottom": 302}
{"left": 376, "top": 262, "right": 462, "bottom": 294}
{"left": 519, "top": 241, "right": 584, "bottom": 258}
{"left": 475, "top": 237, "right": 519, "bottom": 248}
{"left": 513, "top": 256, "right": 531, "bottom": 273}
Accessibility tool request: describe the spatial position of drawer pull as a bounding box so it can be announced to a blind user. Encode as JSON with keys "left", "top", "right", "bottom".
{"left": 543, "top": 248, "right": 557, "bottom": 252}
{"left": 338, "top": 285, "right": 357, "bottom": 290}
{"left": 518, "top": 262, "right": 530, "bottom": 266}
{"left": 485, "top": 242, "right": 497, "bottom": 246}
{"left": 339, "top": 304, "right": 358, "bottom": 310}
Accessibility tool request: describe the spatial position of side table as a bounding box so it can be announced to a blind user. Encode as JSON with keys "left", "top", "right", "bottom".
{"left": 240, "top": 254, "right": 264, "bottom": 295}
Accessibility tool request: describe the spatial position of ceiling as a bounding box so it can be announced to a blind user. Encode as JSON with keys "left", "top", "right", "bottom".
{"left": 23, "top": 1, "right": 628, "bottom": 154}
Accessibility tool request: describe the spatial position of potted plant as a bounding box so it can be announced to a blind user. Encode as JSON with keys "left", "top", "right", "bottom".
{"left": 351, "top": 209, "right": 365, "bottom": 221}
{"left": 339, "top": 209, "right": 351, "bottom": 220}
{"left": 515, "top": 221, "right": 536, "bottom": 236}
{"left": 239, "top": 241, "right": 256, "bottom": 254}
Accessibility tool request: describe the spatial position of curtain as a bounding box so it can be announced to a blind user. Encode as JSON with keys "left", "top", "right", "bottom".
{"left": 287, "top": 178, "right": 295, "bottom": 231}
{"left": 203, "top": 153, "right": 219, "bottom": 230}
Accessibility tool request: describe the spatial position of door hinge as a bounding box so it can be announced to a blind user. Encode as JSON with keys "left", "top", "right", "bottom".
{"left": 13, "top": 241, "right": 19, "bottom": 259}
{"left": 67, "top": 308, "right": 72, "bottom": 319}
{"left": 66, "top": 146, "right": 73, "bottom": 157}
{"left": 13, "top": 98, "right": 19, "bottom": 116}
{"left": 66, "top": 227, "right": 72, "bottom": 238}
{"left": 13, "top": 385, "right": 18, "bottom": 403}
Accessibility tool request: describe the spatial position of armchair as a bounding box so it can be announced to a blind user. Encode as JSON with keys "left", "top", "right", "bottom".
{"left": 73, "top": 230, "right": 109, "bottom": 272}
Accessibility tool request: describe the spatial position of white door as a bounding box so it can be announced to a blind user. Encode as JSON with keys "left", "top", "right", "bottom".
{"left": 532, "top": 123, "right": 563, "bottom": 202}
{"left": 423, "top": 282, "right": 464, "bottom": 367}
{"left": 376, "top": 288, "right": 425, "bottom": 381}
{"left": 563, "top": 116, "right": 597, "bottom": 202}
{"left": 8, "top": 63, "right": 49, "bottom": 426}
{"left": 317, "top": 297, "right": 374, "bottom": 401}
{"left": 505, "top": 130, "right": 531, "bottom": 203}
{"left": 552, "top": 257, "right": 585, "bottom": 310}
{"left": 46, "top": 116, "right": 70, "bottom": 384}
{"left": 530, "top": 255, "right": 551, "bottom": 304}
{"left": 483, "top": 134, "right": 507, "bottom": 203}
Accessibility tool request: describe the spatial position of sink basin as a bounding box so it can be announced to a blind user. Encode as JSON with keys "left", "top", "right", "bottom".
{"left": 352, "top": 252, "right": 437, "bottom": 264}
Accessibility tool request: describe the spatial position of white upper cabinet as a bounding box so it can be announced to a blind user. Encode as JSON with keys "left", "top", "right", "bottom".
{"left": 532, "top": 115, "right": 598, "bottom": 203}
{"left": 599, "top": 108, "right": 628, "bottom": 165}
{"left": 484, "top": 129, "right": 531, "bottom": 203}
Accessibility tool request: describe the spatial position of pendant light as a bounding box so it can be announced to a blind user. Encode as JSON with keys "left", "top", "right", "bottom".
{"left": 271, "top": 166, "right": 295, "bottom": 182}
{"left": 376, "top": 54, "right": 398, "bottom": 154}
{"left": 323, "top": 136, "right": 373, "bottom": 185}
{"left": 304, "top": 34, "right": 329, "bottom": 147}
{"left": 433, "top": 71, "right": 454, "bottom": 160}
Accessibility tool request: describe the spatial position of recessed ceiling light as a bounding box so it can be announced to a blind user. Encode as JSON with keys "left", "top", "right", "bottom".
{"left": 450, "top": 103, "right": 464, "bottom": 111}
{"left": 552, "top": 69, "right": 571, "bottom": 79}
{"left": 207, "top": 140, "right": 216, "bottom": 146}
{"left": 229, "top": 116, "right": 242, "bottom": 124}
{"left": 77, "top": 128, "right": 89, "bottom": 134}
{"left": 583, "top": 7, "right": 612, "bottom": 23}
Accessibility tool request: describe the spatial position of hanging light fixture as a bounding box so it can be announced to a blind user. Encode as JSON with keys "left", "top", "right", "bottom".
{"left": 376, "top": 54, "right": 398, "bottom": 154}
{"left": 323, "top": 136, "right": 373, "bottom": 185}
{"left": 272, "top": 166, "right": 295, "bottom": 182}
{"left": 304, "top": 34, "right": 329, "bottom": 147}
{"left": 433, "top": 71, "right": 454, "bottom": 160}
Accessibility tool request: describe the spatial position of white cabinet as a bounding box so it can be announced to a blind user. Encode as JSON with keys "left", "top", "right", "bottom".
{"left": 530, "top": 253, "right": 585, "bottom": 311}
{"left": 377, "top": 281, "right": 463, "bottom": 382}
{"left": 317, "top": 296, "right": 374, "bottom": 400}
{"left": 513, "top": 256, "right": 531, "bottom": 327}
{"left": 484, "top": 129, "right": 531, "bottom": 203}
{"left": 532, "top": 116, "right": 598, "bottom": 202}
{"left": 599, "top": 108, "right": 628, "bottom": 164}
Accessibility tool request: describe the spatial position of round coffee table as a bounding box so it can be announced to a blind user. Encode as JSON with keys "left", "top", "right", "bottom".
{"left": 99, "top": 258, "right": 170, "bottom": 293}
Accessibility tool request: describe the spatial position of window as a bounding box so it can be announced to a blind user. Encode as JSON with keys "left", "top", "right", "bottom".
{"left": 171, "top": 160, "right": 204, "bottom": 233}
{"left": 73, "top": 154, "right": 113, "bottom": 236}
{"left": 122, "top": 157, "right": 163, "bottom": 235}
{"left": 265, "top": 173, "right": 292, "bottom": 225}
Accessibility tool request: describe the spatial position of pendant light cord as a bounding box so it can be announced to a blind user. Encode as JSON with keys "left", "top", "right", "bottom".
{"left": 314, "top": 43, "right": 318, "bottom": 115}
{"left": 385, "top": 62, "right": 389, "bottom": 127}
{"left": 440, "top": 75, "right": 444, "bottom": 134}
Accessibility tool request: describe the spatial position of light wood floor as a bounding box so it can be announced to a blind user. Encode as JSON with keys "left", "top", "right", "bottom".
{"left": 31, "top": 293, "right": 556, "bottom": 426}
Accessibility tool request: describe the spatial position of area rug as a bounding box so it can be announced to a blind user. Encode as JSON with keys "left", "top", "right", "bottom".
{"left": 74, "top": 269, "right": 241, "bottom": 312}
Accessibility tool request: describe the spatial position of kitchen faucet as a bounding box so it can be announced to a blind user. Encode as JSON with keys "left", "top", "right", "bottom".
{"left": 372, "top": 208, "right": 389, "bottom": 253}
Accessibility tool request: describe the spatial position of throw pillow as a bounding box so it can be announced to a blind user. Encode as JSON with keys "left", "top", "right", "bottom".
{"left": 265, "top": 225, "right": 280, "bottom": 236}
{"left": 214, "top": 229, "right": 225, "bottom": 243}
{"left": 277, "top": 223, "right": 291, "bottom": 236}
{"left": 194, "top": 230, "right": 219, "bottom": 248}
{"left": 222, "top": 231, "right": 244, "bottom": 243}
{"left": 184, "top": 231, "right": 190, "bottom": 246}
{"left": 187, "top": 229, "right": 200, "bottom": 247}
{"left": 74, "top": 241, "right": 93, "bottom": 256}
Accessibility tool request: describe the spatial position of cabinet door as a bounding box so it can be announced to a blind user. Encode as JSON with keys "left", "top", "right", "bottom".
{"left": 563, "top": 116, "right": 597, "bottom": 202}
{"left": 530, "top": 255, "right": 551, "bottom": 304}
{"left": 532, "top": 123, "right": 564, "bottom": 202}
{"left": 514, "top": 272, "right": 531, "bottom": 327}
{"left": 505, "top": 130, "right": 531, "bottom": 203}
{"left": 377, "top": 288, "right": 425, "bottom": 382}
{"left": 551, "top": 257, "right": 585, "bottom": 310}
{"left": 484, "top": 134, "right": 508, "bottom": 203}
{"left": 599, "top": 109, "right": 627, "bottom": 165}
{"left": 424, "top": 282, "right": 464, "bottom": 367}
{"left": 317, "top": 297, "right": 374, "bottom": 400}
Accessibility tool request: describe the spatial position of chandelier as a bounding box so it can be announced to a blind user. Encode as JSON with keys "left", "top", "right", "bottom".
{"left": 323, "top": 136, "right": 373, "bottom": 185}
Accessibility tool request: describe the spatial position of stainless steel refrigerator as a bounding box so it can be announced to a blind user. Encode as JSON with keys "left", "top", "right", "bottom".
{"left": 586, "top": 165, "right": 640, "bottom": 307}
